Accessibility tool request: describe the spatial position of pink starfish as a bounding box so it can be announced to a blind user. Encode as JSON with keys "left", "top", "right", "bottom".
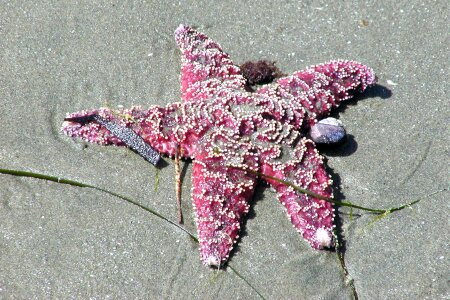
{"left": 62, "top": 25, "right": 376, "bottom": 267}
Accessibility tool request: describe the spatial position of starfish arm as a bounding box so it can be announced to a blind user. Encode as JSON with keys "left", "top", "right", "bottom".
{"left": 258, "top": 60, "right": 376, "bottom": 126}
{"left": 260, "top": 137, "right": 335, "bottom": 249}
{"left": 174, "top": 25, "right": 247, "bottom": 102}
{"left": 191, "top": 133, "right": 258, "bottom": 266}
{"left": 61, "top": 103, "right": 194, "bottom": 158}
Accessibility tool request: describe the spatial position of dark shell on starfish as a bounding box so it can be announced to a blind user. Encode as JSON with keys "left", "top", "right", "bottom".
{"left": 310, "top": 117, "right": 346, "bottom": 144}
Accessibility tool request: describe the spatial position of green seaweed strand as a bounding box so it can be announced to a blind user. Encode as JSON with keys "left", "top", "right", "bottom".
{"left": 232, "top": 167, "right": 446, "bottom": 215}
{"left": 0, "top": 168, "right": 195, "bottom": 240}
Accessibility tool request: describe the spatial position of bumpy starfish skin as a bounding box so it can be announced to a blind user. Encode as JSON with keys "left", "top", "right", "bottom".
{"left": 62, "top": 25, "right": 376, "bottom": 266}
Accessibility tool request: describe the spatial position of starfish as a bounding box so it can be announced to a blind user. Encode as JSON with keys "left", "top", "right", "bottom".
{"left": 62, "top": 25, "right": 376, "bottom": 267}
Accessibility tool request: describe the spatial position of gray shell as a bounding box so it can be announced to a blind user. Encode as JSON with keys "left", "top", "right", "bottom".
{"left": 310, "top": 117, "right": 346, "bottom": 144}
